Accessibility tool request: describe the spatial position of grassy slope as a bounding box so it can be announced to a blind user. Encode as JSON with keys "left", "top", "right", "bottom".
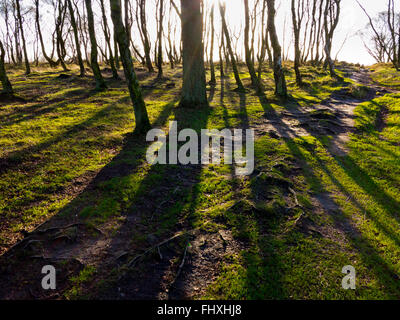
{"left": 0, "top": 63, "right": 399, "bottom": 299}
{"left": 370, "top": 63, "right": 400, "bottom": 89}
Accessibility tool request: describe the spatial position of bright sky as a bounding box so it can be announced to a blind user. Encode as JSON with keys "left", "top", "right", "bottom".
{"left": 219, "top": 0, "right": 390, "bottom": 66}
{"left": 0, "top": 0, "right": 392, "bottom": 66}
{"left": 321, "top": 0, "right": 389, "bottom": 65}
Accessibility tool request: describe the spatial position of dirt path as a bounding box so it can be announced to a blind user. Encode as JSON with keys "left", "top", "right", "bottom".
{"left": 253, "top": 67, "right": 390, "bottom": 156}
{"left": 0, "top": 67, "right": 392, "bottom": 300}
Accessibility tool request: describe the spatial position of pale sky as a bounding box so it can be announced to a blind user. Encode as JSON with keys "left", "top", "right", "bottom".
{"left": 0, "top": 0, "right": 393, "bottom": 66}
{"left": 319, "top": 0, "right": 389, "bottom": 65}
{"left": 220, "top": 0, "right": 390, "bottom": 65}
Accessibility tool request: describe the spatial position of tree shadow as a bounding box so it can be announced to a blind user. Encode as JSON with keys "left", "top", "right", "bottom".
{"left": 0, "top": 96, "right": 133, "bottom": 175}
{"left": 0, "top": 95, "right": 185, "bottom": 299}
{"left": 254, "top": 90, "right": 400, "bottom": 297}
{"left": 294, "top": 138, "right": 400, "bottom": 297}
{"left": 0, "top": 88, "right": 101, "bottom": 128}
{"left": 94, "top": 102, "right": 212, "bottom": 300}
{"left": 211, "top": 78, "right": 288, "bottom": 299}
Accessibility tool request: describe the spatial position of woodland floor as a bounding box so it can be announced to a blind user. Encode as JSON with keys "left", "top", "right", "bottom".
{"left": 0, "top": 62, "right": 399, "bottom": 299}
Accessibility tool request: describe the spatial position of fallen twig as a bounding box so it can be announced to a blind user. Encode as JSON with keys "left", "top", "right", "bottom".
{"left": 158, "top": 246, "right": 163, "bottom": 260}
{"left": 32, "top": 223, "right": 85, "bottom": 235}
{"left": 170, "top": 242, "right": 189, "bottom": 289}
{"left": 288, "top": 187, "right": 302, "bottom": 207}
{"left": 127, "top": 232, "right": 186, "bottom": 268}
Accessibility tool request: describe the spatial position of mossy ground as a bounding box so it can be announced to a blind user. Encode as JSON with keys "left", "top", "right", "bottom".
{"left": 0, "top": 62, "right": 399, "bottom": 299}
{"left": 370, "top": 63, "right": 400, "bottom": 89}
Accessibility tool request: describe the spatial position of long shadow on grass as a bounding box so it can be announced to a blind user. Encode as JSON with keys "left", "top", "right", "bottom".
{"left": 33, "top": 94, "right": 210, "bottom": 299}
{"left": 290, "top": 137, "right": 400, "bottom": 298}
{"left": 260, "top": 91, "right": 400, "bottom": 218}
{"left": 0, "top": 88, "right": 103, "bottom": 128}
{"left": 256, "top": 91, "right": 400, "bottom": 297}
{"left": 213, "top": 79, "right": 288, "bottom": 299}
{"left": 0, "top": 96, "right": 137, "bottom": 254}
{"left": 0, "top": 96, "right": 133, "bottom": 175}
{"left": 88, "top": 100, "right": 211, "bottom": 299}
{"left": 3, "top": 67, "right": 158, "bottom": 127}
{"left": 0, "top": 96, "right": 183, "bottom": 299}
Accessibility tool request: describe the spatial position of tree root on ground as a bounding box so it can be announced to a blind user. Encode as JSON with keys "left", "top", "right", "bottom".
{"left": 127, "top": 231, "right": 188, "bottom": 268}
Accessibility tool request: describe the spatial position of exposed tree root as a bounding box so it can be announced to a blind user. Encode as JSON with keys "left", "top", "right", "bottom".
{"left": 127, "top": 231, "right": 188, "bottom": 268}
{"left": 169, "top": 242, "right": 189, "bottom": 290}
{"left": 31, "top": 222, "right": 85, "bottom": 235}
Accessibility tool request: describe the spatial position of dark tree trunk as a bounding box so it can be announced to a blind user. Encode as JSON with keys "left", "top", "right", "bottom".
{"left": 85, "top": 0, "right": 107, "bottom": 90}
{"left": 11, "top": 3, "right": 23, "bottom": 66}
{"left": 219, "top": 26, "right": 225, "bottom": 78}
{"left": 209, "top": 4, "right": 216, "bottom": 85}
{"left": 55, "top": 1, "right": 69, "bottom": 71}
{"left": 130, "top": 40, "right": 145, "bottom": 65}
{"left": 67, "top": 0, "right": 85, "bottom": 76}
{"left": 15, "top": 0, "right": 30, "bottom": 75}
{"left": 124, "top": 0, "right": 132, "bottom": 43}
{"left": 109, "top": 0, "right": 151, "bottom": 133}
{"left": 291, "top": 0, "right": 303, "bottom": 86}
{"left": 244, "top": 0, "right": 263, "bottom": 93}
{"left": 387, "top": 0, "right": 398, "bottom": 68}
{"left": 114, "top": 35, "right": 120, "bottom": 69}
{"left": 179, "top": 0, "right": 208, "bottom": 108}
{"left": 323, "top": 0, "right": 341, "bottom": 78}
{"left": 267, "top": 0, "right": 287, "bottom": 97}
{"left": 314, "top": 0, "right": 325, "bottom": 65}
{"left": 35, "top": 0, "right": 57, "bottom": 68}
{"left": 166, "top": 4, "right": 175, "bottom": 69}
{"left": 99, "top": 0, "right": 119, "bottom": 79}
{"left": 138, "top": 0, "right": 155, "bottom": 73}
{"left": 156, "top": 0, "right": 164, "bottom": 79}
{"left": 0, "top": 40, "right": 13, "bottom": 95}
{"left": 257, "top": 0, "right": 268, "bottom": 80}
{"left": 219, "top": 2, "right": 245, "bottom": 92}
{"left": 265, "top": 31, "right": 273, "bottom": 68}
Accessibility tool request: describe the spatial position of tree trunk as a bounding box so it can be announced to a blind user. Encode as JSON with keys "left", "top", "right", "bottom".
{"left": 109, "top": 0, "right": 151, "bottom": 133}
{"left": 55, "top": 1, "right": 69, "bottom": 71}
{"left": 166, "top": 5, "right": 175, "bottom": 69}
{"left": 124, "top": 0, "right": 132, "bottom": 43}
{"left": 12, "top": 3, "right": 23, "bottom": 66}
{"left": 219, "top": 27, "right": 225, "bottom": 78}
{"left": 0, "top": 40, "right": 13, "bottom": 95}
{"left": 244, "top": 0, "right": 263, "bottom": 93}
{"left": 156, "top": 0, "right": 164, "bottom": 79}
{"left": 114, "top": 35, "right": 120, "bottom": 69}
{"left": 179, "top": 0, "right": 208, "bottom": 108}
{"left": 99, "top": 0, "right": 119, "bottom": 79}
{"left": 314, "top": 0, "right": 325, "bottom": 65}
{"left": 209, "top": 4, "right": 216, "bottom": 85}
{"left": 267, "top": 0, "right": 287, "bottom": 97}
{"left": 15, "top": 0, "right": 30, "bottom": 75}
{"left": 35, "top": 0, "right": 57, "bottom": 68}
{"left": 323, "top": 0, "right": 340, "bottom": 78}
{"left": 139, "top": 0, "right": 155, "bottom": 73}
{"left": 85, "top": 0, "right": 107, "bottom": 90}
{"left": 219, "top": 2, "right": 245, "bottom": 92}
{"left": 291, "top": 0, "right": 303, "bottom": 86}
{"left": 67, "top": 0, "right": 85, "bottom": 76}
{"left": 387, "top": 0, "right": 398, "bottom": 69}
{"left": 265, "top": 31, "right": 273, "bottom": 68}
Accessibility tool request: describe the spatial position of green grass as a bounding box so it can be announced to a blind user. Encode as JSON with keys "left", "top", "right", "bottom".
{"left": 1, "top": 62, "right": 399, "bottom": 299}
{"left": 65, "top": 265, "right": 97, "bottom": 300}
{"left": 370, "top": 63, "right": 400, "bottom": 88}
{"left": 202, "top": 65, "right": 400, "bottom": 299}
